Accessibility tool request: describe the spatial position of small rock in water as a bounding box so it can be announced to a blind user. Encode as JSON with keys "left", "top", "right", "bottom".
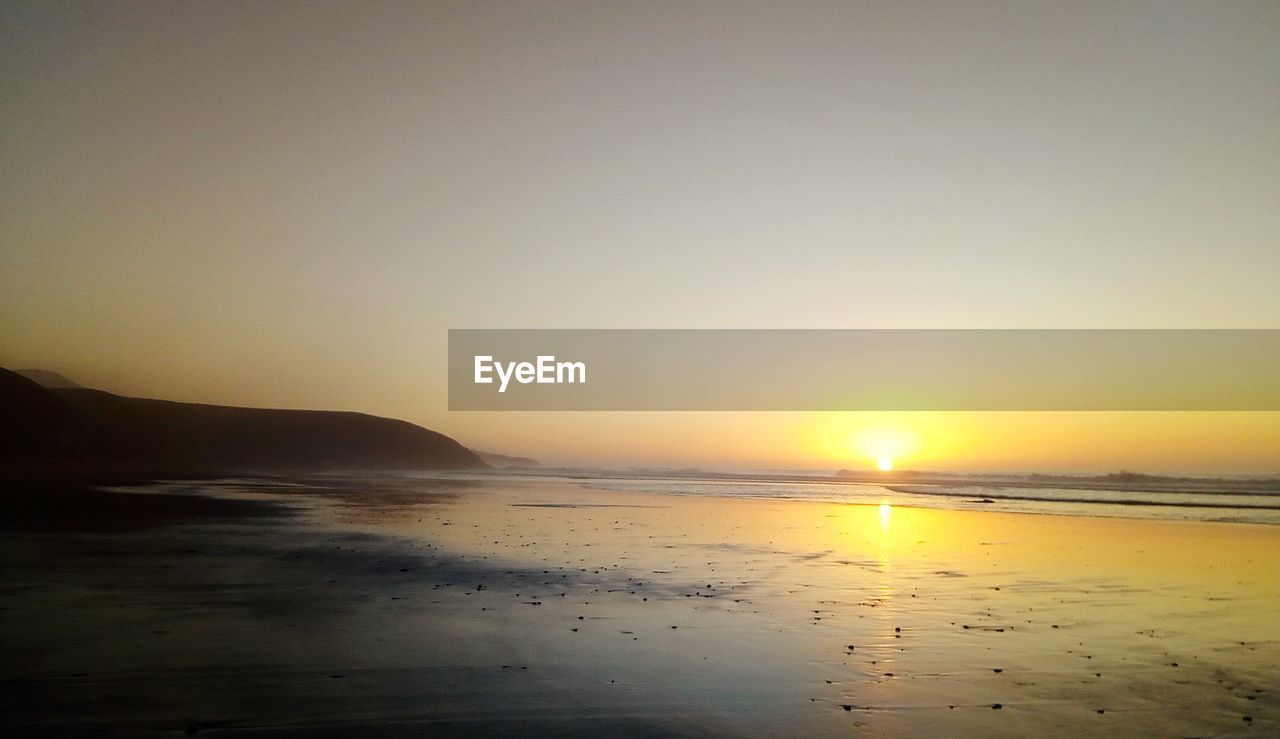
{"left": 993, "top": 668, "right": 1003, "bottom": 673}
{"left": 841, "top": 705, "right": 852, "bottom": 711}
{"left": 1096, "top": 709, "right": 1105, "bottom": 715}
{"left": 992, "top": 703, "right": 1003, "bottom": 710}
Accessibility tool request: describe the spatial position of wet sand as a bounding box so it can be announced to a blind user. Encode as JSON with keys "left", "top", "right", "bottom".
{"left": 1, "top": 474, "right": 1276, "bottom": 736}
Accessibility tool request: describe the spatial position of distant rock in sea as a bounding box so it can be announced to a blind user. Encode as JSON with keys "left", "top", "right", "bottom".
{"left": 836, "top": 468, "right": 922, "bottom": 478}
{"left": 0, "top": 367, "right": 485, "bottom": 472}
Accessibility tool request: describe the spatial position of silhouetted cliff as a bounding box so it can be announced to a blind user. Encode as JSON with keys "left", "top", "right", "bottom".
{"left": 0, "top": 368, "right": 484, "bottom": 471}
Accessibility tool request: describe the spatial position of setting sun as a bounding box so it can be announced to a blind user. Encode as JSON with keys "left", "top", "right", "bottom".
{"left": 842, "top": 424, "right": 920, "bottom": 469}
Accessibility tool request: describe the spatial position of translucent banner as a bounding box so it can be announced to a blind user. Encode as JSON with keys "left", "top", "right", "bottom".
{"left": 448, "top": 329, "right": 1280, "bottom": 411}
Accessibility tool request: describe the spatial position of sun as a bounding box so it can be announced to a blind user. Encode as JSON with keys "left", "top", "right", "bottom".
{"left": 838, "top": 425, "right": 918, "bottom": 470}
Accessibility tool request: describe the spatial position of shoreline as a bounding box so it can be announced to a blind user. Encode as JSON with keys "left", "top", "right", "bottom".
{"left": 547, "top": 472, "right": 1280, "bottom": 525}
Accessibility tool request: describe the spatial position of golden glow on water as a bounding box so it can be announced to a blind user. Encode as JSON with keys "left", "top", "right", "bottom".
{"left": 417, "top": 484, "right": 1280, "bottom": 614}
{"left": 399, "top": 480, "right": 1280, "bottom": 650}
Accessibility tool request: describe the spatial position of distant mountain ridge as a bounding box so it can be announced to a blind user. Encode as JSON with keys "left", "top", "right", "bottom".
{"left": 16, "top": 369, "right": 83, "bottom": 389}
{"left": 0, "top": 368, "right": 484, "bottom": 472}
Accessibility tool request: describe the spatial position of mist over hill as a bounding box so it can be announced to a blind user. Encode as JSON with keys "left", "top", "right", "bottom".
{"left": 15, "top": 369, "right": 84, "bottom": 389}
{"left": 474, "top": 451, "right": 540, "bottom": 468}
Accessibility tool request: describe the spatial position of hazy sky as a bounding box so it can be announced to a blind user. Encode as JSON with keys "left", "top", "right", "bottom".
{"left": 3, "top": 1, "right": 1278, "bottom": 471}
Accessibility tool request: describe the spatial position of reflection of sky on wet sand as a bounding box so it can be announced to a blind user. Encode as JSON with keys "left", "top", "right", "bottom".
{"left": 373, "top": 477, "right": 1277, "bottom": 735}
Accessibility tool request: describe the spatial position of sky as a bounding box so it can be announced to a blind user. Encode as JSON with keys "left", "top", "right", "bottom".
{"left": 2, "top": 1, "right": 1278, "bottom": 472}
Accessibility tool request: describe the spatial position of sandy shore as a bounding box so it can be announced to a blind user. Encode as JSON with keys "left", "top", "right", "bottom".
{"left": 1, "top": 473, "right": 1275, "bottom": 736}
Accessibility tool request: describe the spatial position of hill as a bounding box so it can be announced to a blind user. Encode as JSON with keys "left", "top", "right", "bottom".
{"left": 0, "top": 367, "right": 484, "bottom": 472}
{"left": 0, "top": 369, "right": 74, "bottom": 456}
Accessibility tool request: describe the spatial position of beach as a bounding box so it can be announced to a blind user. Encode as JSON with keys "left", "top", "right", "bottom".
{"left": 2, "top": 473, "right": 1276, "bottom": 736}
